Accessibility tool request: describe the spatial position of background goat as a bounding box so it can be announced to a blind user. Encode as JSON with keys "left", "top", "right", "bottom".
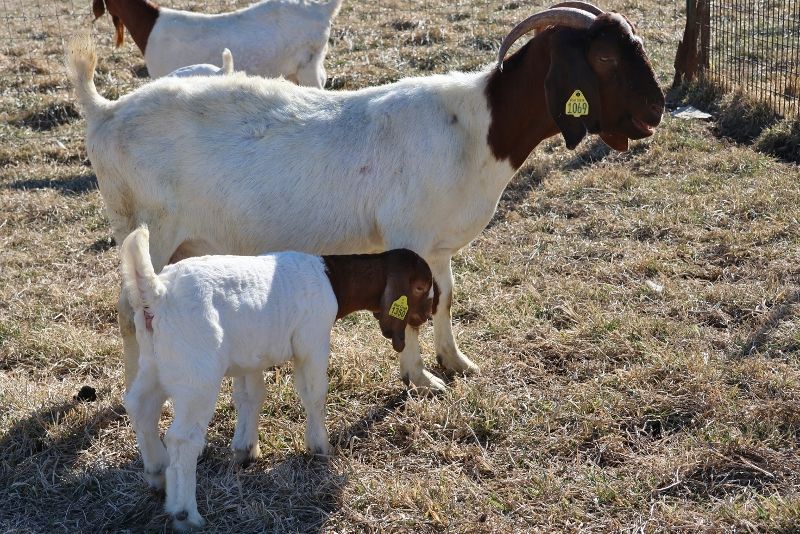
{"left": 121, "top": 227, "right": 437, "bottom": 529}
{"left": 91, "top": 0, "right": 342, "bottom": 86}
{"left": 165, "top": 48, "right": 234, "bottom": 78}
{"left": 67, "top": 2, "right": 664, "bottom": 401}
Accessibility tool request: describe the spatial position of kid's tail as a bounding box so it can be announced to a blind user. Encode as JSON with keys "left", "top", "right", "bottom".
{"left": 120, "top": 227, "right": 167, "bottom": 314}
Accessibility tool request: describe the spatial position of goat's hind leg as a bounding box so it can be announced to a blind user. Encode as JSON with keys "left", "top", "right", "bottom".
{"left": 124, "top": 359, "right": 169, "bottom": 491}
{"left": 293, "top": 345, "right": 331, "bottom": 456}
{"left": 231, "top": 371, "right": 266, "bottom": 466}
{"left": 163, "top": 380, "right": 220, "bottom": 530}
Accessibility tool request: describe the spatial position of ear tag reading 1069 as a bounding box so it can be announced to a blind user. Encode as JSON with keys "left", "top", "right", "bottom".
{"left": 388, "top": 295, "right": 409, "bottom": 320}
{"left": 565, "top": 89, "right": 589, "bottom": 118}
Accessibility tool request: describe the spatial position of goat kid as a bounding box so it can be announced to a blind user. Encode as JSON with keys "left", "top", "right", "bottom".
{"left": 68, "top": 3, "right": 664, "bottom": 396}
{"left": 121, "top": 227, "right": 437, "bottom": 529}
{"left": 92, "top": 0, "right": 342, "bottom": 86}
{"left": 165, "top": 48, "right": 234, "bottom": 78}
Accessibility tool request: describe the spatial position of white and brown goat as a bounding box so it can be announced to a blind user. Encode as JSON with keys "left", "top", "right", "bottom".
{"left": 121, "top": 226, "right": 437, "bottom": 529}
{"left": 91, "top": 0, "right": 342, "bottom": 85}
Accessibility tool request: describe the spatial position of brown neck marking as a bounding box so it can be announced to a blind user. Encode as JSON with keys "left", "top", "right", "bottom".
{"left": 109, "top": 0, "right": 160, "bottom": 54}
{"left": 485, "top": 31, "right": 560, "bottom": 169}
{"left": 323, "top": 253, "right": 390, "bottom": 319}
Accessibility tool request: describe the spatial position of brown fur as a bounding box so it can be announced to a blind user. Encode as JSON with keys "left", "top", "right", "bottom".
{"left": 486, "top": 12, "right": 664, "bottom": 167}
{"left": 92, "top": 0, "right": 159, "bottom": 53}
{"left": 323, "top": 249, "right": 439, "bottom": 353}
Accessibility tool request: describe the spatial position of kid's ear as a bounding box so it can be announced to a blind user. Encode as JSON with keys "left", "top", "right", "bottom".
{"left": 378, "top": 259, "right": 412, "bottom": 353}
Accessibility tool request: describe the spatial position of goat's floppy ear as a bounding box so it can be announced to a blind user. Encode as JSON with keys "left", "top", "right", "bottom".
{"left": 378, "top": 261, "right": 411, "bottom": 353}
{"left": 544, "top": 31, "right": 601, "bottom": 150}
{"left": 112, "top": 15, "right": 125, "bottom": 47}
{"left": 92, "top": 0, "right": 105, "bottom": 20}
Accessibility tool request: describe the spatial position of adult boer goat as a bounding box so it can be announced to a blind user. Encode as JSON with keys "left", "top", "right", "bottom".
{"left": 67, "top": 3, "right": 664, "bottom": 399}
{"left": 91, "top": 0, "right": 342, "bottom": 86}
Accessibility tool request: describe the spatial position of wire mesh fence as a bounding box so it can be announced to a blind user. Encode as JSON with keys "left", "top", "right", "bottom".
{"left": 708, "top": 0, "right": 800, "bottom": 118}
{"left": 1, "top": 1, "right": 685, "bottom": 163}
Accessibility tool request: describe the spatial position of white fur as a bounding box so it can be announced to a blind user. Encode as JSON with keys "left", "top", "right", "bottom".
{"left": 67, "top": 34, "right": 511, "bottom": 399}
{"left": 145, "top": 0, "right": 342, "bottom": 86}
{"left": 165, "top": 48, "right": 234, "bottom": 78}
{"left": 121, "top": 227, "right": 336, "bottom": 529}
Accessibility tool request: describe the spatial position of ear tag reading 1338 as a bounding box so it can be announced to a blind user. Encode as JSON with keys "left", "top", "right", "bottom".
{"left": 565, "top": 89, "right": 589, "bottom": 118}
{"left": 388, "top": 295, "right": 409, "bottom": 320}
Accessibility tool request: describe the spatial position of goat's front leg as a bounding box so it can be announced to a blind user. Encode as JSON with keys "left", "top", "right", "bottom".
{"left": 231, "top": 371, "right": 266, "bottom": 466}
{"left": 398, "top": 327, "right": 447, "bottom": 392}
{"left": 429, "top": 256, "right": 480, "bottom": 374}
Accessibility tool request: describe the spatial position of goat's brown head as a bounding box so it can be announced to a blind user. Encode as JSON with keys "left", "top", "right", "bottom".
{"left": 498, "top": 2, "right": 665, "bottom": 151}
{"left": 377, "top": 249, "right": 439, "bottom": 353}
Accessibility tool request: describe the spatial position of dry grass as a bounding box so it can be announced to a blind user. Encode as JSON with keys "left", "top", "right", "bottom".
{"left": 2, "top": 0, "right": 800, "bottom": 532}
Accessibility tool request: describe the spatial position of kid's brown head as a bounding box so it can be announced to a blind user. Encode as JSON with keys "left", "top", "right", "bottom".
{"left": 377, "top": 249, "right": 439, "bottom": 353}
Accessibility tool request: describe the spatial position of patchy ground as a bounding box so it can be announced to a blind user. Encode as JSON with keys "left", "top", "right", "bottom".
{"left": 2, "top": 0, "right": 800, "bottom": 532}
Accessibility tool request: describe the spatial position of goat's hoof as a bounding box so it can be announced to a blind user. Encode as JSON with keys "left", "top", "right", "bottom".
{"left": 172, "top": 510, "right": 205, "bottom": 531}
{"left": 144, "top": 467, "right": 165, "bottom": 491}
{"left": 233, "top": 444, "right": 260, "bottom": 467}
{"left": 406, "top": 369, "right": 447, "bottom": 393}
{"left": 307, "top": 441, "right": 331, "bottom": 457}
{"left": 435, "top": 349, "right": 480, "bottom": 375}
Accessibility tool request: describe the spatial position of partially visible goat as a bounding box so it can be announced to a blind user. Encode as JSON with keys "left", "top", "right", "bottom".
{"left": 68, "top": 3, "right": 665, "bottom": 398}
{"left": 166, "top": 48, "right": 234, "bottom": 78}
{"left": 121, "top": 226, "right": 437, "bottom": 529}
{"left": 91, "top": 0, "right": 342, "bottom": 86}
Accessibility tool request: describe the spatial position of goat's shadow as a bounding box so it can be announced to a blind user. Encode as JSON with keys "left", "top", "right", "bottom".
{"left": 4, "top": 173, "right": 98, "bottom": 196}
{"left": 0, "top": 386, "right": 414, "bottom": 532}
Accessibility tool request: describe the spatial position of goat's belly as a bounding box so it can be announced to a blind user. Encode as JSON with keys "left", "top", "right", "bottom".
{"left": 225, "top": 355, "right": 289, "bottom": 377}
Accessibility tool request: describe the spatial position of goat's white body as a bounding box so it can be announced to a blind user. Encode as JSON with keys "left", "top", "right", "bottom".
{"left": 145, "top": 0, "right": 341, "bottom": 86}
{"left": 87, "top": 73, "right": 513, "bottom": 258}
{"left": 165, "top": 48, "right": 234, "bottom": 78}
{"left": 121, "top": 229, "right": 335, "bottom": 527}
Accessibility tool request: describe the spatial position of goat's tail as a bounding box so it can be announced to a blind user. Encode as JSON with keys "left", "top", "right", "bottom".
{"left": 120, "top": 226, "right": 167, "bottom": 314}
{"left": 221, "top": 48, "right": 234, "bottom": 75}
{"left": 65, "top": 32, "right": 111, "bottom": 119}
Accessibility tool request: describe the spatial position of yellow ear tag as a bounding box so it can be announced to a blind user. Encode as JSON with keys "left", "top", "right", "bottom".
{"left": 565, "top": 90, "right": 589, "bottom": 118}
{"left": 388, "top": 295, "right": 409, "bottom": 320}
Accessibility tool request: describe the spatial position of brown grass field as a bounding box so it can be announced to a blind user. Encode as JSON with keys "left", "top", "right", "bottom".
{"left": 2, "top": 0, "right": 800, "bottom": 532}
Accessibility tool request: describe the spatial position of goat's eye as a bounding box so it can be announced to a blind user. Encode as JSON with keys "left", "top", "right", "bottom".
{"left": 413, "top": 284, "right": 427, "bottom": 295}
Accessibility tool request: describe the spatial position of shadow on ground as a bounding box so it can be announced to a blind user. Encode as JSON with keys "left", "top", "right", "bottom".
{"left": 0, "top": 387, "right": 418, "bottom": 532}
{"left": 4, "top": 173, "right": 98, "bottom": 195}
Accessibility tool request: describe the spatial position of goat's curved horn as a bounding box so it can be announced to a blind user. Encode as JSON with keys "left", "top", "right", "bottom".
{"left": 497, "top": 8, "right": 596, "bottom": 69}
{"left": 549, "top": 2, "right": 604, "bottom": 16}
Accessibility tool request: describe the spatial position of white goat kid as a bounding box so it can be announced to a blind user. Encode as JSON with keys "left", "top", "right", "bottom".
{"left": 166, "top": 48, "right": 234, "bottom": 78}
{"left": 67, "top": 4, "right": 664, "bottom": 395}
{"left": 120, "top": 227, "right": 436, "bottom": 529}
{"left": 92, "top": 0, "right": 342, "bottom": 86}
